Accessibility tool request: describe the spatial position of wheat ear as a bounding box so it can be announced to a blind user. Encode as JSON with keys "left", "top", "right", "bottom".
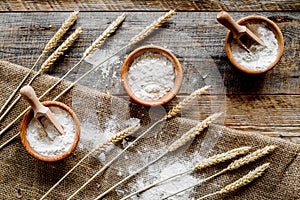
{"left": 0, "top": 11, "right": 174, "bottom": 150}
{"left": 39, "top": 27, "right": 82, "bottom": 73}
{"left": 162, "top": 146, "right": 276, "bottom": 199}
{"left": 83, "top": 13, "right": 126, "bottom": 57}
{"left": 129, "top": 10, "right": 176, "bottom": 46}
{"left": 0, "top": 27, "right": 82, "bottom": 123}
{"left": 194, "top": 146, "right": 252, "bottom": 170}
{"left": 121, "top": 146, "right": 251, "bottom": 200}
{"left": 226, "top": 145, "right": 276, "bottom": 171}
{"left": 39, "top": 125, "right": 139, "bottom": 200}
{"left": 168, "top": 112, "right": 222, "bottom": 152}
{"left": 0, "top": 11, "right": 79, "bottom": 117}
{"left": 42, "top": 10, "right": 79, "bottom": 54}
{"left": 164, "top": 85, "right": 211, "bottom": 119}
{"left": 198, "top": 163, "right": 270, "bottom": 200}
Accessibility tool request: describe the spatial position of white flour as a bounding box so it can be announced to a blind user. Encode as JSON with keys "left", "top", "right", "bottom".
{"left": 128, "top": 52, "right": 175, "bottom": 101}
{"left": 231, "top": 26, "right": 279, "bottom": 71}
{"left": 26, "top": 106, "right": 76, "bottom": 157}
{"left": 115, "top": 150, "right": 203, "bottom": 200}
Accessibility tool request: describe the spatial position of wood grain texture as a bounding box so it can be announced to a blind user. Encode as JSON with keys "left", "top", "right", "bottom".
{"left": 0, "top": 0, "right": 299, "bottom": 11}
{"left": 0, "top": 12, "right": 299, "bottom": 94}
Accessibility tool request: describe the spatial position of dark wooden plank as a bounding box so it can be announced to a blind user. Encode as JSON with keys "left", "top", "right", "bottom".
{"left": 0, "top": 0, "right": 299, "bottom": 11}
{"left": 0, "top": 12, "right": 299, "bottom": 94}
{"left": 128, "top": 94, "right": 300, "bottom": 143}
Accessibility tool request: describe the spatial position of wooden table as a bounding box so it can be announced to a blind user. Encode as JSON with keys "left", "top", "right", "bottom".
{"left": 0, "top": 1, "right": 299, "bottom": 143}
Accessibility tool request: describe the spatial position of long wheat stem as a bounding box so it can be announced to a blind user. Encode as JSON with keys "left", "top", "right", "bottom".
{"left": 0, "top": 13, "right": 127, "bottom": 148}
{"left": 0, "top": 27, "right": 82, "bottom": 123}
{"left": 95, "top": 113, "right": 221, "bottom": 199}
{"left": 39, "top": 125, "right": 138, "bottom": 200}
{"left": 163, "top": 146, "right": 276, "bottom": 199}
{"left": 121, "top": 146, "right": 251, "bottom": 200}
{"left": 198, "top": 163, "right": 270, "bottom": 200}
{"left": 0, "top": 10, "right": 79, "bottom": 117}
{"left": 67, "top": 119, "right": 163, "bottom": 199}
{"left": 95, "top": 153, "right": 168, "bottom": 200}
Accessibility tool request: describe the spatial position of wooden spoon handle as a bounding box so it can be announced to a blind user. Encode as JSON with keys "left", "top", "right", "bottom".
{"left": 20, "top": 85, "right": 49, "bottom": 117}
{"left": 217, "top": 11, "right": 246, "bottom": 39}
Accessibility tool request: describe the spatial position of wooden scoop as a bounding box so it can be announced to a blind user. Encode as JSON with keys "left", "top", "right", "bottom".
{"left": 217, "top": 11, "right": 264, "bottom": 52}
{"left": 20, "top": 85, "right": 64, "bottom": 136}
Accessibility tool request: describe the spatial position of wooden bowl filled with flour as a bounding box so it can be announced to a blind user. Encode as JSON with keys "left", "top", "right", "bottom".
{"left": 20, "top": 101, "right": 80, "bottom": 162}
{"left": 122, "top": 45, "right": 183, "bottom": 106}
{"left": 225, "top": 15, "right": 284, "bottom": 74}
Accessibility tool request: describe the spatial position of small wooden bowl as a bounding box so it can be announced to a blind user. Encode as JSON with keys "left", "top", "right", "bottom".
{"left": 20, "top": 101, "right": 80, "bottom": 162}
{"left": 225, "top": 15, "right": 284, "bottom": 74}
{"left": 121, "top": 45, "right": 183, "bottom": 106}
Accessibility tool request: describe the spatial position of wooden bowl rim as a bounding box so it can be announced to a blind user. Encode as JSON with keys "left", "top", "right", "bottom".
{"left": 225, "top": 15, "right": 284, "bottom": 74}
{"left": 20, "top": 101, "right": 80, "bottom": 162}
{"left": 121, "top": 45, "right": 183, "bottom": 106}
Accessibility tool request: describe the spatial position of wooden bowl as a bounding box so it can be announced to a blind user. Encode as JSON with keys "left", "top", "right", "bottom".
{"left": 20, "top": 101, "right": 80, "bottom": 162}
{"left": 225, "top": 15, "right": 284, "bottom": 74}
{"left": 121, "top": 45, "right": 183, "bottom": 106}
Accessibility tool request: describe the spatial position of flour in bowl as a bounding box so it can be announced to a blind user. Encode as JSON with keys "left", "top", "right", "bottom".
{"left": 231, "top": 26, "right": 279, "bottom": 71}
{"left": 127, "top": 52, "right": 175, "bottom": 101}
{"left": 26, "top": 106, "right": 76, "bottom": 157}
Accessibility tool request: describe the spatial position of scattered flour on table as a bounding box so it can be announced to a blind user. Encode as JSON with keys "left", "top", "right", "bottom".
{"left": 78, "top": 116, "right": 140, "bottom": 154}
{"left": 115, "top": 150, "right": 203, "bottom": 200}
{"left": 26, "top": 106, "right": 76, "bottom": 157}
{"left": 128, "top": 52, "right": 175, "bottom": 101}
{"left": 231, "top": 26, "right": 279, "bottom": 71}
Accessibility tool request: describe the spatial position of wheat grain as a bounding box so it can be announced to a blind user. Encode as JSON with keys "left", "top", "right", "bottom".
{"left": 197, "top": 163, "right": 270, "bottom": 200}
{"left": 39, "top": 27, "right": 82, "bottom": 73}
{"left": 129, "top": 10, "right": 176, "bottom": 46}
{"left": 165, "top": 85, "right": 211, "bottom": 119}
{"left": 194, "top": 146, "right": 252, "bottom": 171}
{"left": 168, "top": 112, "right": 222, "bottom": 152}
{"left": 221, "top": 163, "right": 270, "bottom": 193}
{"left": 42, "top": 10, "right": 79, "bottom": 54}
{"left": 83, "top": 13, "right": 126, "bottom": 57}
{"left": 227, "top": 145, "right": 276, "bottom": 171}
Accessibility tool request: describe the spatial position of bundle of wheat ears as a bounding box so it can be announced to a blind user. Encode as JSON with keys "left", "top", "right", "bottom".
{"left": 1, "top": 9, "right": 277, "bottom": 200}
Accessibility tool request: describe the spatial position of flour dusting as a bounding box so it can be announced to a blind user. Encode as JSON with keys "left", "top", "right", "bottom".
{"left": 128, "top": 52, "right": 175, "bottom": 101}
{"left": 115, "top": 150, "right": 203, "bottom": 200}
{"left": 231, "top": 26, "right": 279, "bottom": 71}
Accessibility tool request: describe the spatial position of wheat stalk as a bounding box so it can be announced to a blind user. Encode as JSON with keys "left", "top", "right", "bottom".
{"left": 163, "top": 145, "right": 276, "bottom": 199}
{"left": 198, "top": 163, "right": 270, "bottom": 200}
{"left": 129, "top": 10, "right": 176, "bottom": 46}
{"left": 39, "top": 125, "right": 139, "bottom": 200}
{"left": 39, "top": 27, "right": 82, "bottom": 73}
{"left": 0, "top": 27, "right": 82, "bottom": 123}
{"left": 164, "top": 85, "right": 211, "bottom": 119}
{"left": 121, "top": 146, "right": 251, "bottom": 200}
{"left": 194, "top": 146, "right": 252, "bottom": 170}
{"left": 168, "top": 112, "right": 222, "bottom": 152}
{"left": 0, "top": 11, "right": 79, "bottom": 118}
{"left": 226, "top": 145, "right": 276, "bottom": 171}
{"left": 83, "top": 13, "right": 126, "bottom": 57}
{"left": 42, "top": 10, "right": 79, "bottom": 54}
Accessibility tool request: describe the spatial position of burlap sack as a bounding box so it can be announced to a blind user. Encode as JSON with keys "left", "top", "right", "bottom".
{"left": 0, "top": 60, "right": 299, "bottom": 200}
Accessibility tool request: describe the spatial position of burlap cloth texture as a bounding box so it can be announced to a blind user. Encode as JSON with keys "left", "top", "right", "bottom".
{"left": 0, "top": 60, "right": 299, "bottom": 200}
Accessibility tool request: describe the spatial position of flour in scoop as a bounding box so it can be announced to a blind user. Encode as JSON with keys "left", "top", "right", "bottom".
{"left": 128, "top": 52, "right": 175, "bottom": 101}
{"left": 231, "top": 26, "right": 279, "bottom": 71}
{"left": 26, "top": 106, "right": 76, "bottom": 157}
